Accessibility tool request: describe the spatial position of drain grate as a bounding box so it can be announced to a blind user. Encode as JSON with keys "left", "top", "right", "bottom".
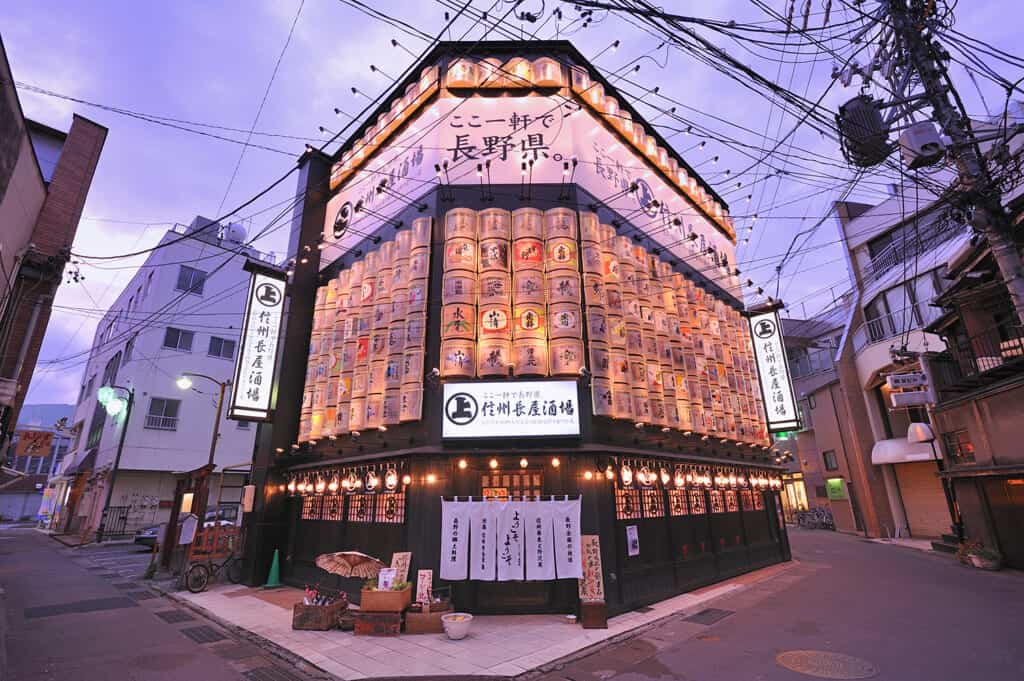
{"left": 125, "top": 590, "right": 158, "bottom": 601}
{"left": 181, "top": 625, "right": 228, "bottom": 644}
{"left": 242, "top": 666, "right": 304, "bottom": 681}
{"left": 154, "top": 609, "right": 195, "bottom": 623}
{"left": 776, "top": 650, "right": 878, "bottom": 679}
{"left": 24, "top": 597, "right": 137, "bottom": 619}
{"left": 684, "top": 608, "right": 734, "bottom": 625}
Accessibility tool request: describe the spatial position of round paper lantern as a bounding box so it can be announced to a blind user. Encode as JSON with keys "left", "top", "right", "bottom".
{"left": 513, "top": 304, "right": 546, "bottom": 339}
{"left": 441, "top": 304, "right": 475, "bottom": 340}
{"left": 546, "top": 238, "right": 577, "bottom": 270}
{"left": 532, "top": 57, "right": 563, "bottom": 86}
{"left": 548, "top": 303, "right": 582, "bottom": 339}
{"left": 580, "top": 212, "right": 599, "bottom": 243}
{"left": 544, "top": 207, "right": 577, "bottom": 240}
{"left": 547, "top": 271, "right": 581, "bottom": 304}
{"left": 589, "top": 342, "right": 611, "bottom": 378}
{"left": 440, "top": 339, "right": 475, "bottom": 377}
{"left": 592, "top": 378, "right": 613, "bottom": 416}
{"left": 512, "top": 338, "right": 548, "bottom": 376}
{"left": 479, "top": 272, "right": 511, "bottom": 305}
{"left": 550, "top": 338, "right": 584, "bottom": 376}
{"left": 442, "top": 272, "right": 476, "bottom": 305}
{"left": 514, "top": 271, "right": 546, "bottom": 304}
{"left": 512, "top": 238, "right": 544, "bottom": 270}
{"left": 445, "top": 208, "right": 476, "bottom": 239}
{"left": 477, "top": 340, "right": 512, "bottom": 377}
{"left": 512, "top": 207, "right": 543, "bottom": 240}
{"left": 479, "top": 208, "right": 511, "bottom": 239}
{"left": 479, "top": 238, "right": 510, "bottom": 272}
{"left": 400, "top": 387, "right": 423, "bottom": 422}
{"left": 478, "top": 305, "right": 511, "bottom": 339}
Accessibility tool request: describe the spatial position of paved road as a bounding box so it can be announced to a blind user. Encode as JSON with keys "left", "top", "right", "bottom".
{"left": 538, "top": 529, "right": 1024, "bottom": 681}
{"left": 0, "top": 529, "right": 324, "bottom": 681}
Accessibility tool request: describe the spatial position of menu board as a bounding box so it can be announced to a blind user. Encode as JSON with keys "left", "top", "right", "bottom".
{"left": 578, "top": 535, "right": 605, "bottom": 602}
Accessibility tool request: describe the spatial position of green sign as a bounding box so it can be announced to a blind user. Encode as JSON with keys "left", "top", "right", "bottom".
{"left": 826, "top": 478, "right": 848, "bottom": 501}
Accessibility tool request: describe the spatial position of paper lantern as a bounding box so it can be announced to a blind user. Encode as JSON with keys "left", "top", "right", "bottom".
{"left": 479, "top": 57, "right": 508, "bottom": 87}
{"left": 544, "top": 208, "right": 577, "bottom": 240}
{"left": 512, "top": 238, "right": 544, "bottom": 270}
{"left": 441, "top": 304, "right": 475, "bottom": 340}
{"left": 479, "top": 272, "right": 511, "bottom": 305}
{"left": 440, "top": 339, "right": 475, "bottom": 377}
{"left": 513, "top": 271, "right": 546, "bottom": 304}
{"left": 512, "top": 338, "right": 548, "bottom": 376}
{"left": 365, "top": 394, "right": 384, "bottom": 430}
{"left": 589, "top": 342, "right": 611, "bottom": 378}
{"left": 512, "top": 207, "right": 543, "bottom": 239}
{"left": 445, "top": 238, "right": 477, "bottom": 271}
{"left": 384, "top": 356, "right": 402, "bottom": 389}
{"left": 478, "top": 305, "right": 511, "bottom": 338}
{"left": 591, "top": 378, "right": 613, "bottom": 416}
{"left": 402, "top": 350, "right": 424, "bottom": 384}
{"left": 587, "top": 309, "right": 608, "bottom": 343}
{"left": 570, "top": 65, "right": 591, "bottom": 93}
{"left": 532, "top": 57, "right": 563, "bottom": 86}
{"left": 547, "top": 271, "right": 581, "bottom": 304}
{"left": 513, "top": 305, "right": 546, "bottom": 338}
{"left": 546, "top": 238, "right": 577, "bottom": 270}
{"left": 477, "top": 340, "right": 512, "bottom": 377}
{"left": 479, "top": 208, "right": 511, "bottom": 239}
{"left": 382, "top": 390, "right": 401, "bottom": 425}
{"left": 348, "top": 397, "right": 366, "bottom": 431}
{"left": 548, "top": 303, "right": 582, "bottom": 339}
{"left": 479, "top": 239, "right": 510, "bottom": 271}
{"left": 405, "top": 313, "right": 426, "bottom": 348}
{"left": 580, "top": 212, "right": 600, "bottom": 243}
{"left": 550, "top": 338, "right": 584, "bottom": 376}
{"left": 409, "top": 249, "right": 430, "bottom": 280}
{"left": 616, "top": 109, "right": 634, "bottom": 138}
{"left": 400, "top": 387, "right": 423, "bottom": 422}
{"left": 446, "top": 58, "right": 478, "bottom": 88}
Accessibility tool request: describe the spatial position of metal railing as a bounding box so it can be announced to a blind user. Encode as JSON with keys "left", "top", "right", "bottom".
{"left": 144, "top": 414, "right": 179, "bottom": 431}
{"left": 863, "top": 221, "right": 967, "bottom": 285}
{"left": 852, "top": 304, "right": 944, "bottom": 353}
{"left": 790, "top": 345, "right": 837, "bottom": 379}
{"left": 945, "top": 322, "right": 1024, "bottom": 379}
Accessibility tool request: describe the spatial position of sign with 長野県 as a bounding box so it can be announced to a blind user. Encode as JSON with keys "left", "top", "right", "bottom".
{"left": 748, "top": 309, "right": 801, "bottom": 433}
{"left": 441, "top": 380, "right": 580, "bottom": 439}
{"left": 228, "top": 262, "right": 286, "bottom": 421}
{"left": 826, "top": 478, "right": 848, "bottom": 501}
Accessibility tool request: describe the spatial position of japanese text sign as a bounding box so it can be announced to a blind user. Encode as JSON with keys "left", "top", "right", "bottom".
{"left": 748, "top": 309, "right": 800, "bottom": 432}
{"left": 229, "top": 264, "right": 286, "bottom": 421}
{"left": 442, "top": 380, "right": 581, "bottom": 439}
{"left": 15, "top": 430, "right": 53, "bottom": 458}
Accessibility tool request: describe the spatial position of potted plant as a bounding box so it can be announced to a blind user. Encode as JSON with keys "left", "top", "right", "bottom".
{"left": 956, "top": 541, "right": 1002, "bottom": 571}
{"left": 360, "top": 579, "right": 413, "bottom": 612}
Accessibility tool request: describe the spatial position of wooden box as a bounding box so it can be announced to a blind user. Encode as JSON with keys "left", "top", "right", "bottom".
{"left": 292, "top": 600, "right": 348, "bottom": 631}
{"left": 354, "top": 611, "right": 402, "bottom": 637}
{"left": 580, "top": 600, "right": 607, "bottom": 629}
{"left": 360, "top": 585, "right": 412, "bottom": 613}
{"left": 404, "top": 601, "right": 453, "bottom": 635}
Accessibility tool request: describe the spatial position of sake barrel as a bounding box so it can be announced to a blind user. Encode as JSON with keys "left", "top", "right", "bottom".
{"left": 369, "top": 330, "right": 388, "bottom": 360}
{"left": 365, "top": 394, "right": 384, "bottom": 430}
{"left": 612, "top": 383, "right": 633, "bottom": 420}
{"left": 544, "top": 207, "right": 577, "bottom": 240}
{"left": 445, "top": 237, "right": 476, "bottom": 271}
{"left": 663, "top": 398, "right": 679, "bottom": 428}
{"left": 613, "top": 236, "right": 633, "bottom": 262}
{"left": 587, "top": 308, "right": 608, "bottom": 343}
{"left": 479, "top": 207, "right": 511, "bottom": 239}
{"left": 512, "top": 207, "right": 543, "bottom": 240}
{"left": 581, "top": 244, "right": 602, "bottom": 274}
{"left": 334, "top": 402, "right": 351, "bottom": 433}
{"left": 384, "top": 356, "right": 402, "bottom": 389}
{"left": 478, "top": 305, "right": 512, "bottom": 339}
{"left": 336, "top": 374, "right": 352, "bottom": 404}
{"left": 649, "top": 394, "right": 667, "bottom": 427}
{"left": 550, "top": 338, "right": 584, "bottom": 376}
{"left": 619, "top": 263, "right": 636, "bottom": 296}
{"left": 368, "top": 361, "right": 387, "bottom": 395}
{"left": 445, "top": 207, "right": 477, "bottom": 239}
{"left": 548, "top": 303, "right": 582, "bottom": 340}
{"left": 440, "top": 339, "right": 475, "bottom": 377}
{"left": 382, "top": 390, "right": 401, "bottom": 425}
{"left": 513, "top": 304, "right": 546, "bottom": 339}
{"left": 298, "top": 410, "right": 312, "bottom": 442}
{"left": 409, "top": 248, "right": 430, "bottom": 280}
{"left": 348, "top": 259, "right": 366, "bottom": 288}
{"left": 402, "top": 349, "right": 424, "bottom": 384}
{"left": 605, "top": 284, "right": 623, "bottom": 313}
{"left": 309, "top": 411, "right": 324, "bottom": 440}
{"left": 441, "top": 303, "right": 475, "bottom": 340}
{"left": 602, "top": 252, "right": 621, "bottom": 281}
{"left": 394, "top": 228, "right": 412, "bottom": 259}
{"left": 610, "top": 349, "right": 630, "bottom": 383}
{"left": 348, "top": 397, "right": 366, "bottom": 431}
{"left": 375, "top": 269, "right": 393, "bottom": 301}
{"left": 625, "top": 324, "right": 643, "bottom": 355}
{"left": 477, "top": 339, "right": 512, "bottom": 377}
{"left": 405, "top": 313, "right": 426, "bottom": 348}
{"left": 608, "top": 315, "right": 627, "bottom": 348}
{"left": 676, "top": 398, "right": 691, "bottom": 431}
{"left": 629, "top": 356, "right": 646, "bottom": 388}
{"left": 546, "top": 238, "right": 577, "bottom": 270}
{"left": 512, "top": 238, "right": 544, "bottom": 271}
{"left": 372, "top": 301, "right": 390, "bottom": 330}
{"left": 399, "top": 387, "right": 423, "bottom": 422}
{"left": 379, "top": 239, "right": 396, "bottom": 263}
{"left": 512, "top": 337, "right": 548, "bottom": 376}
{"left": 351, "top": 367, "right": 369, "bottom": 399}
{"left": 579, "top": 211, "right": 600, "bottom": 243}
{"left": 656, "top": 337, "right": 673, "bottom": 367}
{"left": 479, "top": 272, "right": 511, "bottom": 305}
{"left": 547, "top": 270, "right": 581, "bottom": 304}
{"left": 411, "top": 217, "right": 432, "bottom": 248}
{"left": 407, "top": 280, "right": 428, "bottom": 314}
{"left": 390, "top": 292, "right": 408, "bottom": 321}
{"left": 632, "top": 387, "right": 652, "bottom": 422}
{"left": 589, "top": 341, "right": 611, "bottom": 378}
{"left": 328, "top": 344, "right": 343, "bottom": 378}
{"left": 387, "top": 323, "right": 404, "bottom": 355}
{"left": 364, "top": 250, "right": 380, "bottom": 276}
{"left": 341, "top": 342, "right": 357, "bottom": 372}
{"left": 583, "top": 273, "right": 605, "bottom": 307}
{"left": 513, "top": 271, "right": 546, "bottom": 304}
{"left": 645, "top": 364, "right": 663, "bottom": 392}
{"left": 479, "top": 238, "right": 510, "bottom": 272}
{"left": 642, "top": 332, "right": 658, "bottom": 359}
{"left": 391, "top": 259, "right": 410, "bottom": 289}
{"left": 623, "top": 297, "right": 641, "bottom": 321}
{"left": 591, "top": 377, "right": 614, "bottom": 416}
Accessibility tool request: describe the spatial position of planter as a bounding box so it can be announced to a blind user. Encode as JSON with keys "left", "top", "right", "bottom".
{"left": 969, "top": 554, "right": 1001, "bottom": 571}
{"left": 441, "top": 612, "right": 474, "bottom": 640}
{"left": 360, "top": 585, "right": 412, "bottom": 613}
{"left": 292, "top": 599, "right": 348, "bottom": 631}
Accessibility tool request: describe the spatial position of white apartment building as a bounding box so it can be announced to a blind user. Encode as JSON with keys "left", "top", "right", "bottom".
{"left": 50, "top": 217, "right": 273, "bottom": 539}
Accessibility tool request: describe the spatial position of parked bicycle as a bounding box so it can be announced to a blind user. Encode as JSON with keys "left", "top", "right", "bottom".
{"left": 183, "top": 523, "right": 245, "bottom": 593}
{"left": 796, "top": 507, "right": 835, "bottom": 530}
{"left": 185, "top": 550, "right": 243, "bottom": 593}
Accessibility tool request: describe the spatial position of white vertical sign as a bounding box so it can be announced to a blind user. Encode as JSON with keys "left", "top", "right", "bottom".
{"left": 440, "top": 500, "right": 469, "bottom": 580}
{"left": 524, "top": 502, "right": 556, "bottom": 581}
{"left": 497, "top": 501, "right": 526, "bottom": 581}
{"left": 229, "top": 264, "right": 286, "bottom": 421}
{"left": 748, "top": 309, "right": 800, "bottom": 432}
{"left": 553, "top": 499, "right": 583, "bottom": 578}
{"left": 468, "top": 502, "right": 499, "bottom": 580}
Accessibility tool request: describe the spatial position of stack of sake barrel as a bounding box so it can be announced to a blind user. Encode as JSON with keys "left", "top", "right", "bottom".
{"left": 477, "top": 208, "right": 513, "bottom": 376}
{"left": 511, "top": 208, "right": 547, "bottom": 375}
{"left": 543, "top": 208, "right": 583, "bottom": 376}
{"left": 440, "top": 208, "right": 479, "bottom": 377}
{"left": 581, "top": 213, "right": 613, "bottom": 415}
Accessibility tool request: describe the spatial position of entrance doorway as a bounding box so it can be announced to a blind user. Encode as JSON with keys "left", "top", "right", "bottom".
{"left": 983, "top": 477, "right": 1024, "bottom": 569}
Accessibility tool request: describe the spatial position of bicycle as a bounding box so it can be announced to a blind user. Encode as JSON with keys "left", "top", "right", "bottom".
{"left": 185, "top": 551, "right": 243, "bottom": 593}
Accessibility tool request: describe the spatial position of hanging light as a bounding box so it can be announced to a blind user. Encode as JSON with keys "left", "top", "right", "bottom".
{"left": 520, "top": 458, "right": 529, "bottom": 469}
{"left": 584, "top": 470, "right": 594, "bottom": 480}
{"left": 728, "top": 473, "right": 738, "bottom": 489}
{"left": 551, "top": 457, "right": 560, "bottom": 468}
{"left": 426, "top": 473, "right": 437, "bottom": 484}
{"left": 489, "top": 458, "right": 499, "bottom": 469}
{"left": 621, "top": 463, "right": 634, "bottom": 487}
{"left": 402, "top": 474, "right": 412, "bottom": 486}
{"left": 639, "top": 466, "right": 653, "bottom": 487}
{"left": 328, "top": 477, "right": 339, "bottom": 493}
{"left": 287, "top": 480, "right": 297, "bottom": 494}
{"left": 346, "top": 471, "right": 359, "bottom": 491}
{"left": 673, "top": 469, "right": 685, "bottom": 488}
{"left": 659, "top": 468, "right": 670, "bottom": 486}
{"left": 384, "top": 468, "right": 398, "bottom": 491}
{"left": 366, "top": 470, "right": 380, "bottom": 492}
{"left": 458, "top": 458, "right": 468, "bottom": 470}
{"left": 315, "top": 478, "right": 326, "bottom": 494}
{"left": 605, "top": 465, "right": 615, "bottom": 481}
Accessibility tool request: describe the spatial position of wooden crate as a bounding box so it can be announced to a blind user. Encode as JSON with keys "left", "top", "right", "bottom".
{"left": 404, "top": 602, "right": 453, "bottom": 635}
{"left": 292, "top": 599, "right": 348, "bottom": 631}
{"left": 580, "top": 600, "right": 607, "bottom": 629}
{"left": 359, "top": 586, "right": 412, "bottom": 613}
{"left": 353, "top": 611, "right": 402, "bottom": 637}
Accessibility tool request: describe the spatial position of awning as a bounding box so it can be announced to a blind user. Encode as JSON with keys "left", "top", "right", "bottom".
{"left": 870, "top": 438, "right": 935, "bottom": 465}
{"left": 63, "top": 448, "right": 97, "bottom": 476}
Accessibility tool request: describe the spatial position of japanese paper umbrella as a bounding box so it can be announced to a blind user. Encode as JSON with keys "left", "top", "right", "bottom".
{"left": 315, "top": 551, "right": 385, "bottom": 579}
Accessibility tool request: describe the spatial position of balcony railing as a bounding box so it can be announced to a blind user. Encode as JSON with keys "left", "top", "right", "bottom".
{"left": 852, "top": 304, "right": 944, "bottom": 353}
{"left": 863, "top": 221, "right": 967, "bottom": 285}
{"left": 790, "top": 346, "right": 837, "bottom": 379}
{"left": 946, "top": 322, "right": 1024, "bottom": 380}
{"left": 144, "top": 414, "right": 179, "bottom": 431}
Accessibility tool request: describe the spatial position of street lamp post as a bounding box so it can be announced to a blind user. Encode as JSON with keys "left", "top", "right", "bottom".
{"left": 95, "top": 384, "right": 134, "bottom": 543}
{"left": 176, "top": 373, "right": 230, "bottom": 519}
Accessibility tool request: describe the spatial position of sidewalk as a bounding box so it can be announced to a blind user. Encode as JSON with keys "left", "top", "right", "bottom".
{"left": 172, "top": 560, "right": 798, "bottom": 680}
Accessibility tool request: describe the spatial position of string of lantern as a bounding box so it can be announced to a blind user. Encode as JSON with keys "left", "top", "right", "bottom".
{"left": 282, "top": 461, "right": 411, "bottom": 496}
{"left": 597, "top": 457, "right": 782, "bottom": 491}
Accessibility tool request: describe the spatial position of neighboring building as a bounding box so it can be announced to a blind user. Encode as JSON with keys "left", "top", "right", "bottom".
{"left": 0, "top": 36, "right": 107, "bottom": 455}
{"left": 51, "top": 217, "right": 270, "bottom": 540}
{"left": 0, "top": 467, "right": 47, "bottom": 522}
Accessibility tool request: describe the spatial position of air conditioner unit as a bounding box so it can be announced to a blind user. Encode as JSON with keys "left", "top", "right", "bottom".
{"left": 899, "top": 122, "right": 945, "bottom": 169}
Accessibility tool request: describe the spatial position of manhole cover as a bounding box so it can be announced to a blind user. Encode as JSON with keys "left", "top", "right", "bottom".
{"left": 180, "top": 625, "right": 228, "bottom": 644}
{"left": 776, "top": 651, "right": 878, "bottom": 679}
{"left": 684, "top": 608, "right": 734, "bottom": 625}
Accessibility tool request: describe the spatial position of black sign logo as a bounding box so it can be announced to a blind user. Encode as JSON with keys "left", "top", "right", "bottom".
{"left": 634, "top": 178, "right": 659, "bottom": 218}
{"left": 256, "top": 282, "right": 282, "bottom": 307}
{"left": 445, "top": 392, "right": 478, "bottom": 426}
{"left": 333, "top": 201, "right": 352, "bottom": 238}
{"left": 754, "top": 318, "right": 776, "bottom": 339}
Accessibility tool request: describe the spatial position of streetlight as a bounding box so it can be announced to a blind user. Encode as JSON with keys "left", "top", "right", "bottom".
{"left": 176, "top": 373, "right": 231, "bottom": 519}
{"left": 95, "top": 384, "right": 134, "bottom": 542}
{"left": 908, "top": 422, "right": 963, "bottom": 541}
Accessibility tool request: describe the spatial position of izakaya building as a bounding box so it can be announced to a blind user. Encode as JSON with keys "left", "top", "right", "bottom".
{"left": 243, "top": 41, "right": 794, "bottom": 615}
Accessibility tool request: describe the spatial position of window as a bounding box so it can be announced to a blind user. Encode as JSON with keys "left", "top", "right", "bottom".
{"left": 236, "top": 420, "right": 250, "bottom": 429}
{"left": 823, "top": 450, "right": 839, "bottom": 471}
{"left": 942, "top": 429, "right": 975, "bottom": 464}
{"left": 163, "top": 327, "right": 193, "bottom": 351}
{"left": 176, "top": 265, "right": 207, "bottom": 294}
{"left": 208, "top": 336, "right": 236, "bottom": 359}
{"left": 145, "top": 398, "right": 180, "bottom": 431}
{"left": 124, "top": 335, "right": 136, "bottom": 362}
{"left": 815, "top": 485, "right": 828, "bottom": 498}
{"left": 144, "top": 272, "right": 154, "bottom": 299}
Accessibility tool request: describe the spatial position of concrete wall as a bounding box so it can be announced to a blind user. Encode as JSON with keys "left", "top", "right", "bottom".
{"left": 0, "top": 491, "right": 42, "bottom": 521}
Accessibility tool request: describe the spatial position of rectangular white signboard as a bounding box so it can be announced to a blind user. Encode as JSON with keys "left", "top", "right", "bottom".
{"left": 886, "top": 372, "right": 928, "bottom": 390}
{"left": 442, "top": 380, "right": 581, "bottom": 439}
{"left": 229, "top": 264, "right": 286, "bottom": 421}
{"left": 748, "top": 309, "right": 801, "bottom": 433}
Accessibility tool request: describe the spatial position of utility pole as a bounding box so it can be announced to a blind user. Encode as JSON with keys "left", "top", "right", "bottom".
{"left": 887, "top": 0, "right": 1024, "bottom": 325}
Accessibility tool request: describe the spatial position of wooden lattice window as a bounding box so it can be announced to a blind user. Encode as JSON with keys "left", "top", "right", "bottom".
{"left": 753, "top": 492, "right": 765, "bottom": 510}
{"left": 709, "top": 490, "right": 725, "bottom": 514}
{"left": 724, "top": 490, "right": 739, "bottom": 513}
{"left": 668, "top": 489, "right": 689, "bottom": 516}
{"left": 481, "top": 470, "right": 543, "bottom": 499}
{"left": 323, "top": 496, "right": 344, "bottom": 521}
{"left": 688, "top": 490, "right": 707, "bottom": 515}
{"left": 375, "top": 493, "right": 406, "bottom": 524}
{"left": 641, "top": 488, "right": 665, "bottom": 518}
{"left": 615, "top": 488, "right": 643, "bottom": 520}
{"left": 347, "top": 494, "right": 374, "bottom": 522}
{"left": 739, "top": 490, "right": 754, "bottom": 511}
{"left": 301, "top": 496, "right": 323, "bottom": 520}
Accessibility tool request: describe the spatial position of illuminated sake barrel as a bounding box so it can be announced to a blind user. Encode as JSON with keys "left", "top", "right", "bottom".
{"left": 583, "top": 273, "right": 605, "bottom": 306}
{"left": 589, "top": 341, "right": 611, "bottom": 378}
{"left": 601, "top": 251, "right": 620, "bottom": 282}
{"left": 379, "top": 240, "right": 396, "bottom": 263}
{"left": 623, "top": 297, "right": 641, "bottom": 321}
{"left": 405, "top": 313, "right": 426, "bottom": 348}
{"left": 547, "top": 270, "right": 581, "bottom": 304}
{"left": 384, "top": 356, "right": 402, "bottom": 390}
{"left": 581, "top": 244, "right": 602, "bottom": 274}
{"left": 322, "top": 406, "right": 337, "bottom": 437}
{"left": 513, "top": 304, "right": 545, "bottom": 339}
{"left": 512, "top": 238, "right": 544, "bottom": 270}
{"left": 407, "top": 280, "right": 428, "bottom": 314}
{"left": 310, "top": 411, "right": 323, "bottom": 440}
{"left": 390, "top": 293, "right": 408, "bottom": 321}
{"left": 632, "top": 387, "right": 652, "bottom": 422}
{"left": 646, "top": 364, "right": 663, "bottom": 392}
{"left": 550, "top": 338, "right": 584, "bottom": 376}
{"left": 334, "top": 403, "right": 350, "bottom": 433}
{"left": 544, "top": 207, "right": 577, "bottom": 240}
{"left": 360, "top": 275, "right": 377, "bottom": 308}
{"left": 479, "top": 238, "right": 510, "bottom": 272}
{"left": 385, "top": 324, "right": 403, "bottom": 356}
{"left": 610, "top": 349, "right": 630, "bottom": 383}
{"left": 445, "top": 237, "right": 476, "bottom": 271}
{"left": 411, "top": 217, "right": 432, "bottom": 248}
{"left": 612, "top": 383, "right": 633, "bottom": 419}
{"left": 650, "top": 394, "right": 668, "bottom": 427}
{"left": 664, "top": 312, "right": 680, "bottom": 338}
{"left": 619, "top": 263, "right": 636, "bottom": 296}
{"left": 656, "top": 337, "right": 673, "bottom": 366}
{"left": 442, "top": 272, "right": 476, "bottom": 305}
{"left": 580, "top": 212, "right": 599, "bottom": 243}
{"left": 676, "top": 398, "right": 691, "bottom": 431}
{"left": 348, "top": 397, "right": 366, "bottom": 431}
{"left": 512, "top": 207, "right": 543, "bottom": 239}
{"left": 592, "top": 378, "right": 613, "bottom": 416}
{"left": 328, "top": 342, "right": 342, "bottom": 379}
{"left": 635, "top": 270, "right": 651, "bottom": 300}
{"left": 364, "top": 250, "right": 380, "bottom": 277}
{"left": 664, "top": 399, "right": 679, "bottom": 428}
{"left": 395, "top": 229, "right": 412, "bottom": 259}
{"left": 409, "top": 248, "right": 430, "bottom": 280}
{"left": 479, "top": 207, "right": 511, "bottom": 239}
{"left": 365, "top": 394, "right": 383, "bottom": 430}
{"left": 402, "top": 349, "right": 423, "bottom": 384}
{"left": 441, "top": 303, "right": 475, "bottom": 340}
{"left": 513, "top": 271, "right": 545, "bottom": 304}
{"left": 367, "top": 361, "right": 386, "bottom": 395}
{"left": 605, "top": 284, "right": 623, "bottom": 314}
{"left": 631, "top": 245, "right": 648, "bottom": 268}
{"left": 512, "top": 338, "right": 547, "bottom": 376}
{"left": 479, "top": 272, "right": 511, "bottom": 305}
{"left": 477, "top": 339, "right": 512, "bottom": 377}
{"left": 382, "top": 390, "right": 401, "bottom": 425}
{"left": 478, "top": 305, "right": 511, "bottom": 340}
{"left": 532, "top": 57, "right": 563, "bottom": 86}
{"left": 446, "top": 58, "right": 478, "bottom": 88}
{"left": 351, "top": 368, "right": 368, "bottom": 402}
{"left": 587, "top": 308, "right": 608, "bottom": 343}
{"left": 370, "top": 331, "right": 388, "bottom": 362}
{"left": 608, "top": 315, "right": 627, "bottom": 348}
{"left": 440, "top": 339, "right": 475, "bottom": 377}
{"left": 375, "top": 269, "right": 393, "bottom": 298}
{"left": 546, "top": 238, "right": 577, "bottom": 270}
{"left": 613, "top": 236, "right": 632, "bottom": 263}
{"left": 642, "top": 332, "right": 658, "bottom": 358}
{"left": 349, "top": 259, "right": 366, "bottom": 287}
{"left": 625, "top": 324, "right": 643, "bottom": 355}
{"left": 337, "top": 374, "right": 352, "bottom": 404}
{"left": 400, "top": 387, "right": 423, "bottom": 422}
{"left": 341, "top": 342, "right": 356, "bottom": 371}
{"left": 629, "top": 357, "right": 646, "bottom": 389}
{"left": 548, "top": 303, "right": 582, "bottom": 340}
{"left": 372, "top": 301, "right": 390, "bottom": 330}
{"left": 326, "top": 375, "right": 339, "bottom": 407}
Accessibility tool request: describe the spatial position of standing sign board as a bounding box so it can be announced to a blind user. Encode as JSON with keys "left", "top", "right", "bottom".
{"left": 442, "top": 380, "right": 580, "bottom": 439}
{"left": 748, "top": 309, "right": 801, "bottom": 433}
{"left": 229, "top": 262, "right": 286, "bottom": 421}
{"left": 578, "top": 535, "right": 605, "bottom": 602}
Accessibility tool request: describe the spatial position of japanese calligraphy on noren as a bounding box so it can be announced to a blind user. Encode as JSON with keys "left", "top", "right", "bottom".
{"left": 229, "top": 267, "right": 286, "bottom": 421}
{"left": 747, "top": 310, "right": 800, "bottom": 432}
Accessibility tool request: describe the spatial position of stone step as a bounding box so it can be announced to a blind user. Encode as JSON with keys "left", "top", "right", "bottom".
{"left": 931, "top": 540, "right": 958, "bottom": 554}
